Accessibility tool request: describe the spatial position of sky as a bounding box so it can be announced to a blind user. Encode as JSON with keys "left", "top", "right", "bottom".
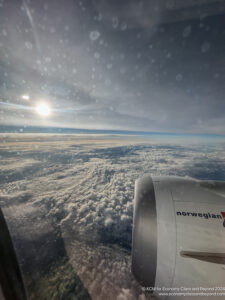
{"left": 0, "top": 0, "right": 225, "bottom": 134}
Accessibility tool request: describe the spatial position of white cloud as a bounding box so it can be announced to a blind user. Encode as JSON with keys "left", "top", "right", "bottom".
{"left": 1, "top": 134, "right": 225, "bottom": 299}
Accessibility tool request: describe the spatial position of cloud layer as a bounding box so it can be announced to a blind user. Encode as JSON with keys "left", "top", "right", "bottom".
{"left": 1, "top": 134, "right": 225, "bottom": 299}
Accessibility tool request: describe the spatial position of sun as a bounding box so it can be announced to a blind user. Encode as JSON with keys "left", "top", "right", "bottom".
{"left": 36, "top": 102, "right": 51, "bottom": 117}
{"left": 21, "top": 94, "right": 30, "bottom": 100}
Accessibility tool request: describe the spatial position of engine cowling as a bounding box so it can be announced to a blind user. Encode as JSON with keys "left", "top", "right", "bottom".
{"left": 132, "top": 175, "right": 225, "bottom": 299}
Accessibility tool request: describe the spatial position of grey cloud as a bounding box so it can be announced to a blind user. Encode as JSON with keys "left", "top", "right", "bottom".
{"left": 1, "top": 0, "right": 225, "bottom": 133}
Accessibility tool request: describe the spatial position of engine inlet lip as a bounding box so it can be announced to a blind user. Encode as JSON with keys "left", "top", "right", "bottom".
{"left": 131, "top": 174, "right": 157, "bottom": 288}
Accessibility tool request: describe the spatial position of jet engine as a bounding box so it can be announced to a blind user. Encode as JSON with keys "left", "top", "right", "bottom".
{"left": 132, "top": 175, "right": 225, "bottom": 299}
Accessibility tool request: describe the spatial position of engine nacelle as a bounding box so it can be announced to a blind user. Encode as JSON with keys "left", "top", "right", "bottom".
{"left": 132, "top": 175, "right": 225, "bottom": 299}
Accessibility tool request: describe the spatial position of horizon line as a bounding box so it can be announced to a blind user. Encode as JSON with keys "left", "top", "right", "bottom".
{"left": 0, "top": 124, "right": 225, "bottom": 138}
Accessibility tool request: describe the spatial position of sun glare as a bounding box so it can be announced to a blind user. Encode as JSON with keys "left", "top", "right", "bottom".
{"left": 36, "top": 102, "right": 51, "bottom": 117}
{"left": 21, "top": 94, "right": 30, "bottom": 100}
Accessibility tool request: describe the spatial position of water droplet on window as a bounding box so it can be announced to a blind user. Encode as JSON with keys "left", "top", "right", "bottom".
{"left": 120, "top": 67, "right": 126, "bottom": 74}
{"left": 2, "top": 29, "right": 7, "bottom": 36}
{"left": 25, "top": 41, "right": 33, "bottom": 50}
{"left": 120, "top": 22, "right": 127, "bottom": 31}
{"left": 94, "top": 52, "right": 100, "bottom": 59}
{"left": 107, "top": 63, "right": 112, "bottom": 69}
{"left": 201, "top": 41, "right": 210, "bottom": 53}
{"left": 89, "top": 30, "right": 100, "bottom": 41}
{"left": 183, "top": 25, "right": 192, "bottom": 38}
{"left": 176, "top": 74, "right": 183, "bottom": 81}
{"left": 112, "top": 17, "right": 119, "bottom": 29}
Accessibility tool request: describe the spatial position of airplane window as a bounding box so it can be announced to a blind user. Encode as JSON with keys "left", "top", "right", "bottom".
{"left": 0, "top": 0, "right": 225, "bottom": 299}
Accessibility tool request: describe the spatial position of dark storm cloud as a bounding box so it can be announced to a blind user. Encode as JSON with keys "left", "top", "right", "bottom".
{"left": 0, "top": 0, "right": 225, "bottom": 133}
